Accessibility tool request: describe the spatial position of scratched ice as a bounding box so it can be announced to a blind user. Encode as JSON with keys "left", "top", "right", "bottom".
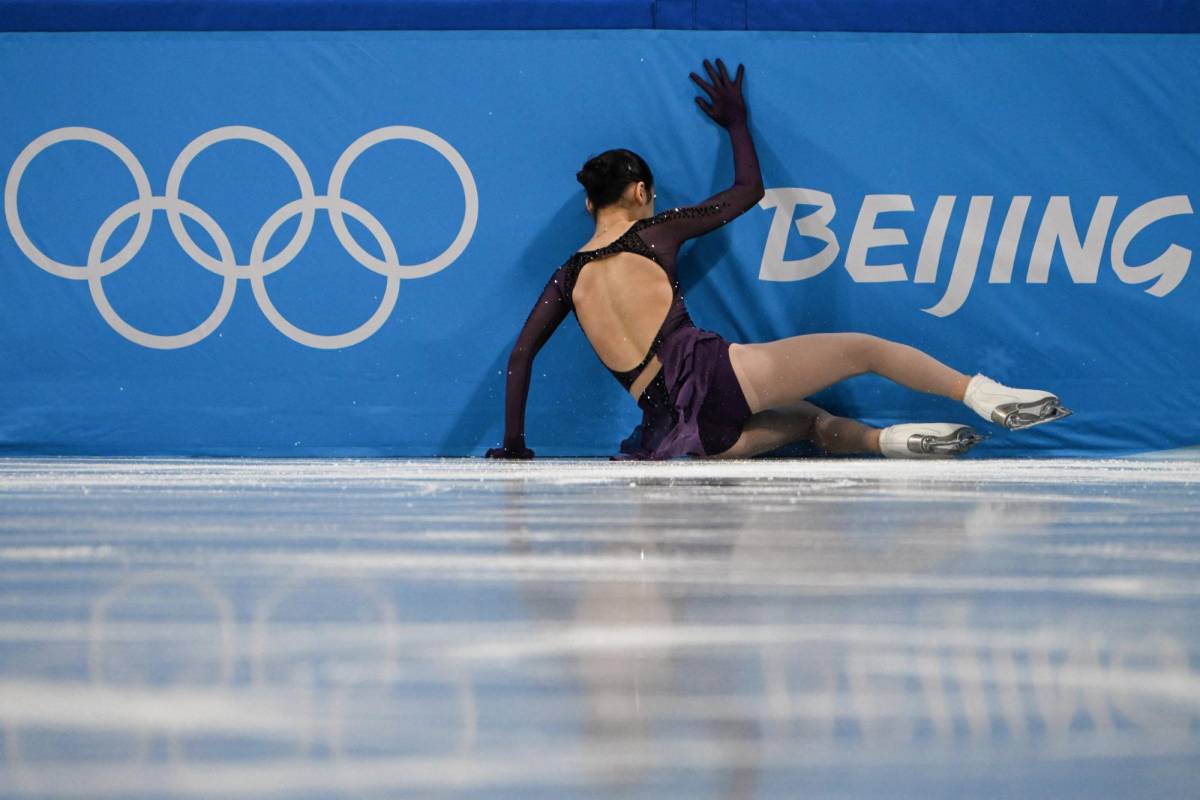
{"left": 0, "top": 457, "right": 1197, "bottom": 798}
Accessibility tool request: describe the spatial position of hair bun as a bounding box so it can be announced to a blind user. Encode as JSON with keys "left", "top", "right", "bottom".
{"left": 575, "top": 149, "right": 654, "bottom": 215}
{"left": 576, "top": 159, "right": 613, "bottom": 191}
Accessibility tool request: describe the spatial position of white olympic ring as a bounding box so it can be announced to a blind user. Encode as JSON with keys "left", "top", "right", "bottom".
{"left": 4, "top": 125, "right": 478, "bottom": 349}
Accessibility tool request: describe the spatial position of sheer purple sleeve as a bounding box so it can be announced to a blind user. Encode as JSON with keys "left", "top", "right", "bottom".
{"left": 638, "top": 119, "right": 764, "bottom": 252}
{"left": 492, "top": 267, "right": 571, "bottom": 457}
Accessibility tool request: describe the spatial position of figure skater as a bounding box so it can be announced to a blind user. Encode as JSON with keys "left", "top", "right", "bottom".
{"left": 487, "top": 59, "right": 1069, "bottom": 461}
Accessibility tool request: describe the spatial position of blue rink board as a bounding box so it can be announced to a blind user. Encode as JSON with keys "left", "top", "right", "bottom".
{"left": 2, "top": 30, "right": 1199, "bottom": 457}
{"left": 3, "top": 0, "right": 1199, "bottom": 32}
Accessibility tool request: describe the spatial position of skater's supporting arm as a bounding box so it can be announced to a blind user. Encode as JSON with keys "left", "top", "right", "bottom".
{"left": 639, "top": 59, "right": 764, "bottom": 249}
{"left": 487, "top": 269, "right": 571, "bottom": 459}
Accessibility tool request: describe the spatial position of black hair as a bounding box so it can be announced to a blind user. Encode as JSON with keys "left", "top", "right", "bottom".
{"left": 575, "top": 149, "right": 654, "bottom": 215}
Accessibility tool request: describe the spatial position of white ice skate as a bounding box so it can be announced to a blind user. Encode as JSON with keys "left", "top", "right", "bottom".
{"left": 963, "top": 374, "right": 1072, "bottom": 431}
{"left": 879, "top": 423, "right": 984, "bottom": 459}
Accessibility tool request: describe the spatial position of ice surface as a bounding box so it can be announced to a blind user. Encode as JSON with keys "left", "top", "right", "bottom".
{"left": 0, "top": 457, "right": 1197, "bottom": 798}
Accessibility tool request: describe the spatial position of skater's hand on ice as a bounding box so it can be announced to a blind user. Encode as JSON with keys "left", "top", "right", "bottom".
{"left": 485, "top": 444, "right": 535, "bottom": 460}
{"left": 690, "top": 58, "right": 747, "bottom": 128}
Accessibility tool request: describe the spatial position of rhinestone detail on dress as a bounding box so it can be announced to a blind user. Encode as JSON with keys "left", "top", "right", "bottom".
{"left": 559, "top": 205, "right": 722, "bottom": 300}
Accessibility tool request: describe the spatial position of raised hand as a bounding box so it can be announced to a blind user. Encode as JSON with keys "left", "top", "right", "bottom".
{"left": 485, "top": 444, "right": 535, "bottom": 459}
{"left": 690, "top": 58, "right": 747, "bottom": 128}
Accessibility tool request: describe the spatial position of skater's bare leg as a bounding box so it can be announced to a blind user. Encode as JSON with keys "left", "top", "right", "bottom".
{"left": 711, "top": 400, "right": 882, "bottom": 460}
{"left": 728, "top": 333, "right": 971, "bottom": 415}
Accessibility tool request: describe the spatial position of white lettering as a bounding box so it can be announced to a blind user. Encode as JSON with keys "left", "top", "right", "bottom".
{"left": 924, "top": 196, "right": 992, "bottom": 317}
{"left": 1111, "top": 195, "right": 1193, "bottom": 297}
{"left": 914, "top": 195, "right": 956, "bottom": 283}
{"left": 846, "top": 194, "right": 912, "bottom": 282}
{"left": 1028, "top": 196, "right": 1118, "bottom": 284}
{"left": 754, "top": 189, "right": 1193, "bottom": 314}
{"left": 757, "top": 188, "right": 840, "bottom": 282}
{"left": 988, "top": 196, "right": 1031, "bottom": 284}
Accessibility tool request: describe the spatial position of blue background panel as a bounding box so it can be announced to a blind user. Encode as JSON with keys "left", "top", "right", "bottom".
{"left": 2, "top": 30, "right": 1198, "bottom": 457}
{"left": 749, "top": 1, "right": 1200, "bottom": 33}
{"left": 0, "top": 1, "right": 656, "bottom": 31}
{"left": 2, "top": 0, "right": 1199, "bottom": 32}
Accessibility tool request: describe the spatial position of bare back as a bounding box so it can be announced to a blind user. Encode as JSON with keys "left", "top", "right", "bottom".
{"left": 570, "top": 252, "right": 673, "bottom": 374}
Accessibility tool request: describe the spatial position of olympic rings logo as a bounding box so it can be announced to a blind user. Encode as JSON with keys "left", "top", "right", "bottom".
{"left": 3, "top": 125, "right": 479, "bottom": 349}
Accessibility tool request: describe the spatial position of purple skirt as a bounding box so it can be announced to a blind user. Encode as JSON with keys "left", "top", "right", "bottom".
{"left": 616, "top": 326, "right": 753, "bottom": 460}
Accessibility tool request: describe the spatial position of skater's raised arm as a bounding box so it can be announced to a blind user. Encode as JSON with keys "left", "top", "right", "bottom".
{"left": 486, "top": 269, "right": 571, "bottom": 459}
{"left": 639, "top": 59, "right": 764, "bottom": 249}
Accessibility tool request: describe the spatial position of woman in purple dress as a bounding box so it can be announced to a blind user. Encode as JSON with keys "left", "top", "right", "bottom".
{"left": 488, "top": 59, "right": 1068, "bottom": 461}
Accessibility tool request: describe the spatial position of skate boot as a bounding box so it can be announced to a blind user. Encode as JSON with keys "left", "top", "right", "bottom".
{"left": 963, "top": 374, "right": 1072, "bottom": 431}
{"left": 879, "top": 423, "right": 984, "bottom": 459}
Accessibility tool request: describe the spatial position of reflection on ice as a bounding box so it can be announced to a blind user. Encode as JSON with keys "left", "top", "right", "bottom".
{"left": 0, "top": 458, "right": 1197, "bottom": 798}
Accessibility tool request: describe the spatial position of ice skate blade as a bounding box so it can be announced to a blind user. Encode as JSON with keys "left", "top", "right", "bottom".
{"left": 907, "top": 427, "right": 985, "bottom": 457}
{"left": 997, "top": 399, "right": 1073, "bottom": 431}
